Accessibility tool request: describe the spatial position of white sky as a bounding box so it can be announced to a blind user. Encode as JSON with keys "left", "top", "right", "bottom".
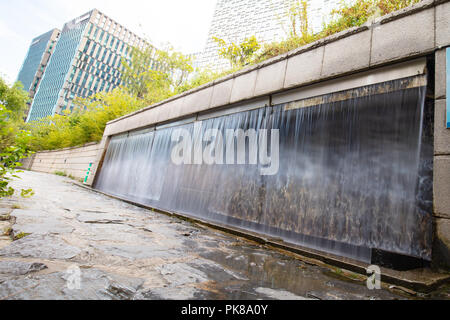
{"left": 0, "top": 0, "right": 217, "bottom": 84}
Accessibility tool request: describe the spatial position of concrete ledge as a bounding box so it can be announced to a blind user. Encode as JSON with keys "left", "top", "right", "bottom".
{"left": 436, "top": 1, "right": 450, "bottom": 48}
{"left": 158, "top": 98, "right": 184, "bottom": 124}
{"left": 371, "top": 9, "right": 435, "bottom": 66}
{"left": 75, "top": 182, "right": 450, "bottom": 293}
{"left": 322, "top": 30, "right": 371, "bottom": 78}
{"left": 284, "top": 46, "right": 324, "bottom": 90}
{"left": 254, "top": 60, "right": 287, "bottom": 96}
{"left": 435, "top": 100, "right": 450, "bottom": 155}
{"left": 181, "top": 86, "right": 214, "bottom": 116}
{"left": 435, "top": 50, "right": 447, "bottom": 100}
{"left": 135, "top": 108, "right": 158, "bottom": 130}
{"left": 434, "top": 155, "right": 450, "bottom": 218}
{"left": 210, "top": 79, "right": 234, "bottom": 108}
{"left": 230, "top": 70, "right": 258, "bottom": 104}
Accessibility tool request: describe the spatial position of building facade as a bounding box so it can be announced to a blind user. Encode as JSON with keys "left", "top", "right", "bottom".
{"left": 198, "top": 0, "right": 342, "bottom": 71}
{"left": 16, "top": 29, "right": 60, "bottom": 110}
{"left": 26, "top": 9, "right": 153, "bottom": 122}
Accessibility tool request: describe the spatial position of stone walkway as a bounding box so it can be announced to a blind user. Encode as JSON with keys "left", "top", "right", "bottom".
{"left": 0, "top": 171, "right": 442, "bottom": 300}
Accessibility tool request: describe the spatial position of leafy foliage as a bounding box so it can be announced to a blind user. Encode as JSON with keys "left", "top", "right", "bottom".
{"left": 121, "top": 46, "right": 158, "bottom": 99}
{"left": 256, "top": 0, "right": 422, "bottom": 61}
{"left": 213, "top": 36, "right": 261, "bottom": 68}
{"left": 121, "top": 45, "right": 193, "bottom": 102}
{"left": 0, "top": 77, "right": 33, "bottom": 197}
{"left": 27, "top": 88, "right": 144, "bottom": 151}
{"left": 175, "top": 67, "right": 240, "bottom": 94}
{"left": 283, "top": 0, "right": 311, "bottom": 39}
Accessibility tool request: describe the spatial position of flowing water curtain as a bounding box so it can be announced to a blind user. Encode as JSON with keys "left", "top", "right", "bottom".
{"left": 263, "top": 82, "right": 430, "bottom": 261}
{"left": 95, "top": 77, "right": 432, "bottom": 262}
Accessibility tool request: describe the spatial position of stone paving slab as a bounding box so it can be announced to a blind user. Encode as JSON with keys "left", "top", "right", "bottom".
{"left": 0, "top": 235, "right": 81, "bottom": 260}
{"left": 11, "top": 210, "right": 75, "bottom": 236}
{"left": 0, "top": 268, "right": 144, "bottom": 300}
{"left": 0, "top": 261, "right": 47, "bottom": 276}
{"left": 0, "top": 171, "right": 447, "bottom": 300}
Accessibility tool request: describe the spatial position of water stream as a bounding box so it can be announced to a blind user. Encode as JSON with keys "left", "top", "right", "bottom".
{"left": 95, "top": 78, "right": 433, "bottom": 263}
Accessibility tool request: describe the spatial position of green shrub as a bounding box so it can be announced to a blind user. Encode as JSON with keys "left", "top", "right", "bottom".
{"left": 256, "top": 0, "right": 423, "bottom": 61}
{"left": 0, "top": 78, "right": 33, "bottom": 198}
{"left": 54, "top": 171, "right": 67, "bottom": 177}
{"left": 26, "top": 89, "right": 144, "bottom": 151}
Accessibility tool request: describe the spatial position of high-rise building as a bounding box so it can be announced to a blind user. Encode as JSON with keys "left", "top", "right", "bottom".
{"left": 16, "top": 28, "right": 60, "bottom": 112}
{"left": 198, "top": 0, "right": 342, "bottom": 71}
{"left": 26, "top": 9, "right": 154, "bottom": 122}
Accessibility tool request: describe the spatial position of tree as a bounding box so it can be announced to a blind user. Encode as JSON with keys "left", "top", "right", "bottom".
{"left": 0, "top": 77, "right": 33, "bottom": 197}
{"left": 0, "top": 79, "right": 29, "bottom": 122}
{"left": 121, "top": 45, "right": 194, "bottom": 102}
{"left": 121, "top": 46, "right": 156, "bottom": 99}
{"left": 212, "top": 36, "right": 261, "bottom": 68}
{"left": 155, "top": 46, "right": 194, "bottom": 88}
{"left": 282, "top": 0, "right": 311, "bottom": 39}
{"left": 176, "top": 68, "right": 224, "bottom": 95}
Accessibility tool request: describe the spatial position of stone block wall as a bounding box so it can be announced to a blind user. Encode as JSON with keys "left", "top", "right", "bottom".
{"left": 26, "top": 143, "right": 101, "bottom": 181}
{"left": 434, "top": 46, "right": 450, "bottom": 268}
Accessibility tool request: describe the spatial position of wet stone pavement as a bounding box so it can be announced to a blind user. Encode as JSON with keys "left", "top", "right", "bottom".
{"left": 0, "top": 171, "right": 441, "bottom": 300}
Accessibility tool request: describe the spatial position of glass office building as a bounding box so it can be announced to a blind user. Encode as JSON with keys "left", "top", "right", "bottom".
{"left": 16, "top": 29, "right": 60, "bottom": 111}
{"left": 27, "top": 9, "right": 153, "bottom": 122}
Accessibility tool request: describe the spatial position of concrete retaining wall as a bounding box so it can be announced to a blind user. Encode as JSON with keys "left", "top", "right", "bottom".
{"left": 86, "top": 0, "right": 450, "bottom": 268}
{"left": 26, "top": 143, "right": 101, "bottom": 181}
{"left": 434, "top": 43, "right": 450, "bottom": 267}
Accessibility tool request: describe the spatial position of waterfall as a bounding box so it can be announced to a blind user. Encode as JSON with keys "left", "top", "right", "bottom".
{"left": 95, "top": 77, "right": 432, "bottom": 263}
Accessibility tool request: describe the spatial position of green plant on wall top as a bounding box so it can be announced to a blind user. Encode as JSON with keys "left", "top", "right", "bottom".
{"left": 213, "top": 36, "right": 261, "bottom": 68}
{"left": 256, "top": 0, "right": 422, "bottom": 62}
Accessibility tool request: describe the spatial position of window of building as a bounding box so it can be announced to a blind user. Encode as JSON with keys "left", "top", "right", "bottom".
{"left": 93, "top": 27, "right": 99, "bottom": 40}
{"left": 87, "top": 23, "right": 93, "bottom": 37}
{"left": 104, "top": 34, "right": 110, "bottom": 46}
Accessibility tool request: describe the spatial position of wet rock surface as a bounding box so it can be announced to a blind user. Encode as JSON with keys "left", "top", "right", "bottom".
{"left": 0, "top": 235, "right": 82, "bottom": 260}
{"left": 0, "top": 171, "right": 446, "bottom": 300}
{"left": 0, "top": 268, "right": 144, "bottom": 300}
{"left": 0, "top": 261, "right": 47, "bottom": 276}
{"left": 11, "top": 210, "right": 75, "bottom": 236}
{"left": 0, "top": 215, "right": 12, "bottom": 250}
